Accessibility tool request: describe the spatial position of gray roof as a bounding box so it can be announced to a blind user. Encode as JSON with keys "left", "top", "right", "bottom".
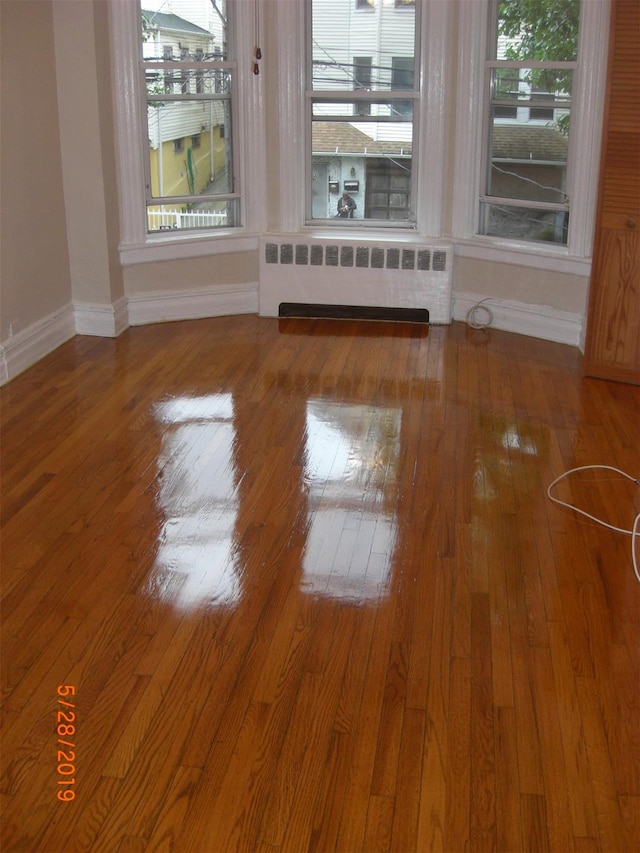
{"left": 491, "top": 125, "right": 568, "bottom": 161}
{"left": 312, "top": 121, "right": 568, "bottom": 162}
{"left": 312, "top": 122, "right": 412, "bottom": 157}
{"left": 141, "top": 9, "right": 211, "bottom": 37}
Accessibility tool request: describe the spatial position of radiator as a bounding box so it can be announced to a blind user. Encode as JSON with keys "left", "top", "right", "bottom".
{"left": 258, "top": 236, "right": 453, "bottom": 324}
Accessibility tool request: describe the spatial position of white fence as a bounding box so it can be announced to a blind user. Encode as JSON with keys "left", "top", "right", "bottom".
{"left": 148, "top": 208, "right": 228, "bottom": 231}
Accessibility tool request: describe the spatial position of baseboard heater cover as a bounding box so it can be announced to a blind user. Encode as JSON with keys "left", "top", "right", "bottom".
{"left": 279, "top": 303, "right": 429, "bottom": 323}
{"left": 259, "top": 236, "right": 453, "bottom": 324}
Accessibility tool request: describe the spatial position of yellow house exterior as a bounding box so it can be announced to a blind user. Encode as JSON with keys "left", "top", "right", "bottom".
{"left": 148, "top": 125, "right": 226, "bottom": 200}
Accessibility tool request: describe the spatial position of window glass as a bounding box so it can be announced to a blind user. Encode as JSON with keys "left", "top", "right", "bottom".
{"left": 480, "top": 0, "right": 579, "bottom": 244}
{"left": 353, "top": 56, "right": 372, "bottom": 115}
{"left": 494, "top": 0, "right": 579, "bottom": 62}
{"left": 309, "top": 0, "right": 417, "bottom": 225}
{"left": 141, "top": 1, "right": 238, "bottom": 234}
{"left": 480, "top": 203, "right": 569, "bottom": 243}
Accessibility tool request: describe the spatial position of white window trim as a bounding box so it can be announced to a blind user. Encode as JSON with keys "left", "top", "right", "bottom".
{"left": 277, "top": 0, "right": 450, "bottom": 239}
{"left": 274, "top": 0, "right": 306, "bottom": 235}
{"left": 451, "top": 0, "right": 611, "bottom": 273}
{"left": 109, "top": 0, "right": 266, "bottom": 265}
{"left": 416, "top": 0, "right": 449, "bottom": 237}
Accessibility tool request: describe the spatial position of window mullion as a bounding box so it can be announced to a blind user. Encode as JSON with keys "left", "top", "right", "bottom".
{"left": 565, "top": 0, "right": 611, "bottom": 256}
{"left": 111, "top": 0, "right": 148, "bottom": 246}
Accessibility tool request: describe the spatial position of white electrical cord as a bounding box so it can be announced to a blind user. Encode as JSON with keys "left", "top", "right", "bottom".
{"left": 547, "top": 465, "right": 640, "bottom": 582}
{"left": 465, "top": 299, "right": 494, "bottom": 330}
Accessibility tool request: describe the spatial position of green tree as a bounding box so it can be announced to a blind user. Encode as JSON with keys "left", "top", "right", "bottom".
{"left": 498, "top": 0, "right": 580, "bottom": 63}
{"left": 497, "top": 0, "right": 579, "bottom": 135}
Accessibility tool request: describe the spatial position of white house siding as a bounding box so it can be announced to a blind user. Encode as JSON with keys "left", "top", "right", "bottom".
{"left": 161, "top": 0, "right": 222, "bottom": 42}
{"left": 312, "top": 0, "right": 355, "bottom": 97}
{"left": 378, "top": 0, "right": 416, "bottom": 86}
{"left": 312, "top": 0, "right": 414, "bottom": 84}
{"left": 148, "top": 101, "right": 226, "bottom": 149}
{"left": 143, "top": 24, "right": 212, "bottom": 61}
{"left": 142, "top": 1, "right": 225, "bottom": 54}
{"left": 311, "top": 0, "right": 414, "bottom": 140}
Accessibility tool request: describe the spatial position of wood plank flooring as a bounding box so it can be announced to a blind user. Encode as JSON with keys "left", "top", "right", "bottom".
{"left": 1, "top": 315, "right": 639, "bottom": 852}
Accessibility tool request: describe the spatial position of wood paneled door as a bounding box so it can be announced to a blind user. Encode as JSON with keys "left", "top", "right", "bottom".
{"left": 584, "top": 0, "right": 640, "bottom": 385}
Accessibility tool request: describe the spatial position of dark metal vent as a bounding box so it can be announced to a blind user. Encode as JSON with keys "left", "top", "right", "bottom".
{"left": 265, "top": 242, "right": 447, "bottom": 272}
{"left": 278, "top": 303, "right": 430, "bottom": 323}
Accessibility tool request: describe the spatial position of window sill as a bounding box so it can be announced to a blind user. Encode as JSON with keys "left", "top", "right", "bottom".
{"left": 118, "top": 228, "right": 592, "bottom": 278}
{"left": 119, "top": 231, "right": 260, "bottom": 266}
{"left": 298, "top": 224, "right": 426, "bottom": 243}
{"left": 454, "top": 237, "right": 592, "bottom": 277}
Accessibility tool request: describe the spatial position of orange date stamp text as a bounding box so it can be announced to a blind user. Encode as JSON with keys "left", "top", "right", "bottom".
{"left": 56, "top": 685, "right": 76, "bottom": 801}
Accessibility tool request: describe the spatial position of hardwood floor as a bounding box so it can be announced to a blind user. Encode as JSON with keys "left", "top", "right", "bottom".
{"left": 1, "top": 316, "right": 638, "bottom": 852}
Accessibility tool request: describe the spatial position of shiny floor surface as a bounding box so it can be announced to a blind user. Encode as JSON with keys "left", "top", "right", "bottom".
{"left": 1, "top": 316, "right": 639, "bottom": 852}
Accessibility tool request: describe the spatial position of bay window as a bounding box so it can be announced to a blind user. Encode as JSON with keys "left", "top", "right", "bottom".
{"left": 111, "top": 0, "right": 608, "bottom": 266}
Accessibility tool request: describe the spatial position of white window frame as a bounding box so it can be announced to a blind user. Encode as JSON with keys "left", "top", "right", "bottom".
{"left": 451, "top": 0, "right": 611, "bottom": 274}
{"left": 276, "top": 0, "right": 449, "bottom": 238}
{"left": 305, "top": 0, "right": 422, "bottom": 229}
{"left": 109, "top": 0, "right": 266, "bottom": 265}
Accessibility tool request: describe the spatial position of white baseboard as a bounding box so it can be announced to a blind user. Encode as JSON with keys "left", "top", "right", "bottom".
{"left": 452, "top": 291, "right": 584, "bottom": 347}
{"left": 0, "top": 287, "right": 259, "bottom": 385}
{"left": 0, "top": 286, "right": 581, "bottom": 387}
{"left": 73, "top": 296, "right": 129, "bottom": 337}
{"left": 0, "top": 305, "right": 76, "bottom": 385}
{"left": 127, "top": 283, "right": 259, "bottom": 326}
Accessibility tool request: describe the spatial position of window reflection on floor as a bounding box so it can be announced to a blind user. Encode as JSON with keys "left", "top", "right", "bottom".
{"left": 148, "top": 394, "right": 242, "bottom": 610}
{"left": 302, "top": 400, "right": 401, "bottom": 601}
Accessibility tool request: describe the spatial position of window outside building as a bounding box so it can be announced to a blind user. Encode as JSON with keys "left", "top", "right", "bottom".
{"left": 308, "top": 0, "right": 418, "bottom": 225}
{"left": 141, "top": 0, "right": 238, "bottom": 233}
{"left": 479, "top": 0, "right": 580, "bottom": 244}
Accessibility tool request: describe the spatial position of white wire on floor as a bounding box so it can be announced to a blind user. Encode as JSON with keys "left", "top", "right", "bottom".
{"left": 465, "top": 299, "right": 494, "bottom": 330}
{"left": 547, "top": 464, "right": 640, "bottom": 582}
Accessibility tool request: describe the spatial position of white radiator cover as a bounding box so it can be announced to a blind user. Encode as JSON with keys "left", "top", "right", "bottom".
{"left": 258, "top": 236, "right": 453, "bottom": 324}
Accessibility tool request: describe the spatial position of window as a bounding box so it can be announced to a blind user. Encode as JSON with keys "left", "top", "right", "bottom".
{"left": 479, "top": 0, "right": 580, "bottom": 244}
{"left": 391, "top": 57, "right": 414, "bottom": 117}
{"left": 308, "top": 0, "right": 419, "bottom": 225}
{"left": 529, "top": 88, "right": 555, "bottom": 122}
{"left": 353, "top": 57, "right": 372, "bottom": 115}
{"left": 140, "top": 0, "right": 238, "bottom": 234}
{"left": 365, "top": 166, "right": 411, "bottom": 220}
{"left": 112, "top": 0, "right": 266, "bottom": 258}
{"left": 492, "top": 69, "right": 519, "bottom": 118}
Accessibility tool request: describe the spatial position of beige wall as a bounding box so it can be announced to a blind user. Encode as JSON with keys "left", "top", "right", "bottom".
{"left": 0, "top": 0, "right": 72, "bottom": 339}
{"left": 52, "top": 0, "right": 124, "bottom": 307}
{"left": 0, "top": 0, "right": 125, "bottom": 343}
{"left": 454, "top": 257, "right": 588, "bottom": 315}
{"left": 123, "top": 252, "right": 258, "bottom": 294}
